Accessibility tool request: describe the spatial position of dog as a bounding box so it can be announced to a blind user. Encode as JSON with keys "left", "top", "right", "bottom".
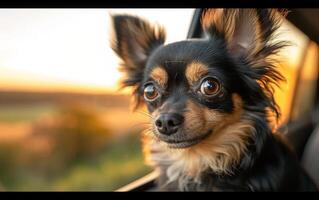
{"left": 110, "top": 9, "right": 317, "bottom": 191}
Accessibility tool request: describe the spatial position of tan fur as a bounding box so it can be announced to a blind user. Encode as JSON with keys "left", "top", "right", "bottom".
{"left": 201, "top": 9, "right": 239, "bottom": 46}
{"left": 201, "top": 9, "right": 287, "bottom": 62}
{"left": 150, "top": 67, "right": 168, "bottom": 88}
{"left": 185, "top": 61, "right": 209, "bottom": 85}
{"left": 116, "top": 18, "right": 165, "bottom": 67}
{"left": 142, "top": 94, "right": 256, "bottom": 189}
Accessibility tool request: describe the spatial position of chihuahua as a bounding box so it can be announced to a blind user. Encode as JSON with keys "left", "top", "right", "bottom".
{"left": 111, "top": 9, "right": 317, "bottom": 191}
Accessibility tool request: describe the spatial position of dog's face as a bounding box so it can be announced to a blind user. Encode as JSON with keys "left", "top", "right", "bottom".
{"left": 111, "top": 9, "right": 286, "bottom": 150}
{"left": 140, "top": 40, "right": 244, "bottom": 148}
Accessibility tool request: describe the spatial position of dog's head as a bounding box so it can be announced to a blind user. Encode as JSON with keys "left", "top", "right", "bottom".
{"left": 111, "top": 9, "right": 287, "bottom": 151}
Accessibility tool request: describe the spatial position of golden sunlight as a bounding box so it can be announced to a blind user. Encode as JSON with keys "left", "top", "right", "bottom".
{"left": 0, "top": 9, "right": 194, "bottom": 94}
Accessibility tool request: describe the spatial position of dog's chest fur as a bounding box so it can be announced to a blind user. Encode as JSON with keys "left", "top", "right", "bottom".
{"left": 155, "top": 167, "right": 249, "bottom": 191}
{"left": 142, "top": 127, "right": 318, "bottom": 191}
{"left": 142, "top": 119, "right": 256, "bottom": 191}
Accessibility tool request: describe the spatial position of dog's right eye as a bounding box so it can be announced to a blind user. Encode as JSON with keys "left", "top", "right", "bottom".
{"left": 144, "top": 83, "right": 159, "bottom": 101}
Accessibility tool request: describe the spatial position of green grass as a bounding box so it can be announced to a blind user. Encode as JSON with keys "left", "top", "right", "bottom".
{"left": 3, "top": 133, "right": 152, "bottom": 191}
{"left": 0, "top": 104, "right": 57, "bottom": 122}
{"left": 52, "top": 134, "right": 151, "bottom": 191}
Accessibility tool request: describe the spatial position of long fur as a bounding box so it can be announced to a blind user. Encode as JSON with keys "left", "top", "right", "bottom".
{"left": 111, "top": 15, "right": 166, "bottom": 109}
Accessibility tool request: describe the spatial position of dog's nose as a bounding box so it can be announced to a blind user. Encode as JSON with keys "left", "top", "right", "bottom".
{"left": 155, "top": 113, "right": 184, "bottom": 136}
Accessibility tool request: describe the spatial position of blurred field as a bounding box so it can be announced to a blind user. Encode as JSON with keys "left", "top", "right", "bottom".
{"left": 0, "top": 91, "right": 151, "bottom": 191}
{"left": 0, "top": 104, "right": 56, "bottom": 123}
{"left": 2, "top": 133, "right": 151, "bottom": 191}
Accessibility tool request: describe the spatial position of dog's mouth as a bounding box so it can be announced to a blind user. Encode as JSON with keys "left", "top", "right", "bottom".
{"left": 161, "top": 130, "right": 213, "bottom": 149}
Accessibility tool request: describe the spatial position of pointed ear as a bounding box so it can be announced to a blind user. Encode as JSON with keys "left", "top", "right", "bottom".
{"left": 111, "top": 15, "right": 166, "bottom": 89}
{"left": 201, "top": 9, "right": 288, "bottom": 58}
{"left": 201, "top": 9, "right": 289, "bottom": 119}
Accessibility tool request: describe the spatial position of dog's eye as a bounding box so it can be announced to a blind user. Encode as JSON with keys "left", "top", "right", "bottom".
{"left": 144, "top": 84, "right": 159, "bottom": 101}
{"left": 200, "top": 77, "right": 221, "bottom": 96}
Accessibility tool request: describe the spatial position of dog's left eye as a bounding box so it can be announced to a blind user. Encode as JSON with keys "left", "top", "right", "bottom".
{"left": 200, "top": 77, "right": 221, "bottom": 96}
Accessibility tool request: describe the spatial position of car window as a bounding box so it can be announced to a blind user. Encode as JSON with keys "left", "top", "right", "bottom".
{"left": 0, "top": 9, "right": 194, "bottom": 191}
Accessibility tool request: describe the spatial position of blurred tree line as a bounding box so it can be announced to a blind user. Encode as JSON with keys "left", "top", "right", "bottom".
{"left": 0, "top": 101, "right": 112, "bottom": 184}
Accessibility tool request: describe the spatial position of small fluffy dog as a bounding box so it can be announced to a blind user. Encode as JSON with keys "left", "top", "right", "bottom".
{"left": 111, "top": 9, "right": 317, "bottom": 191}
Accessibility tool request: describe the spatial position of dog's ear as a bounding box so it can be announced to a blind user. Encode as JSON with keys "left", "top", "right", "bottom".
{"left": 111, "top": 15, "right": 166, "bottom": 87}
{"left": 201, "top": 9, "right": 289, "bottom": 119}
{"left": 111, "top": 15, "right": 166, "bottom": 109}
{"left": 201, "top": 9, "right": 288, "bottom": 59}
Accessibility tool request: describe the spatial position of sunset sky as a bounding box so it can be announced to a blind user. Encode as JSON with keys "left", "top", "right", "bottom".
{"left": 0, "top": 9, "right": 194, "bottom": 94}
{"left": 0, "top": 9, "right": 310, "bottom": 96}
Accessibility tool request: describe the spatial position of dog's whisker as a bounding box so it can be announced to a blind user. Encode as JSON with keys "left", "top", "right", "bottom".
{"left": 136, "top": 110, "right": 154, "bottom": 119}
{"left": 126, "top": 122, "right": 153, "bottom": 131}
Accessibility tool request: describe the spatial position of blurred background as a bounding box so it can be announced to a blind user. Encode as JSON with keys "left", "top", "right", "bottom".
{"left": 0, "top": 9, "right": 318, "bottom": 191}
{"left": 0, "top": 9, "right": 194, "bottom": 191}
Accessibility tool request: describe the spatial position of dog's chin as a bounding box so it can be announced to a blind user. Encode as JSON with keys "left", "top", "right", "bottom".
{"left": 161, "top": 130, "right": 213, "bottom": 149}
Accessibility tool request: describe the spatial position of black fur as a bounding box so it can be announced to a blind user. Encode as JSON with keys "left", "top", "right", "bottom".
{"left": 141, "top": 40, "right": 236, "bottom": 113}
{"left": 111, "top": 9, "right": 317, "bottom": 191}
